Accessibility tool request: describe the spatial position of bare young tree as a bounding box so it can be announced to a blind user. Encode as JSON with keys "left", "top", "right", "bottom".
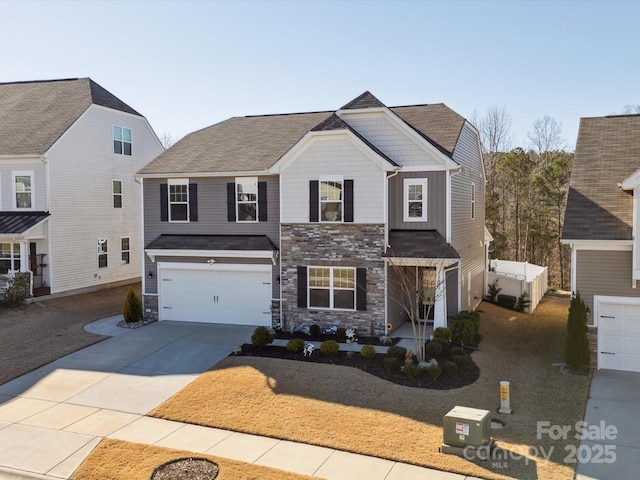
{"left": 527, "top": 116, "right": 565, "bottom": 161}
{"left": 160, "top": 131, "right": 175, "bottom": 149}
{"left": 473, "top": 106, "right": 513, "bottom": 190}
{"left": 623, "top": 104, "right": 640, "bottom": 114}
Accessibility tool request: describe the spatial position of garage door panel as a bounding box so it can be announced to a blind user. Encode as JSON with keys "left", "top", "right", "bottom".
{"left": 597, "top": 299, "right": 640, "bottom": 373}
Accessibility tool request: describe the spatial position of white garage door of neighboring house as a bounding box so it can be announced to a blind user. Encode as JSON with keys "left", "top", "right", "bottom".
{"left": 158, "top": 263, "right": 272, "bottom": 326}
{"left": 596, "top": 297, "right": 640, "bottom": 373}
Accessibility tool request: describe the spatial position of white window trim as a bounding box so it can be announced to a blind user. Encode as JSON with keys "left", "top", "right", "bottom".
{"left": 113, "top": 179, "right": 123, "bottom": 208}
{"left": 319, "top": 175, "right": 344, "bottom": 223}
{"left": 308, "top": 266, "right": 356, "bottom": 311}
{"left": 113, "top": 125, "right": 132, "bottom": 156}
{"left": 235, "top": 176, "right": 258, "bottom": 223}
{"left": 98, "top": 238, "right": 108, "bottom": 269}
{"left": 121, "top": 237, "right": 130, "bottom": 265}
{"left": 168, "top": 178, "right": 189, "bottom": 223}
{"left": 403, "top": 178, "right": 428, "bottom": 222}
{"left": 12, "top": 170, "right": 34, "bottom": 210}
{"left": 471, "top": 183, "right": 476, "bottom": 220}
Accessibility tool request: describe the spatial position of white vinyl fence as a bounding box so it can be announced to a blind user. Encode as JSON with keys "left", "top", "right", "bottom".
{"left": 486, "top": 259, "right": 548, "bottom": 313}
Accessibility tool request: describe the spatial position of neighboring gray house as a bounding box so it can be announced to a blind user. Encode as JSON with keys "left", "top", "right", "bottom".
{"left": 137, "top": 92, "right": 486, "bottom": 335}
{"left": 0, "top": 78, "right": 163, "bottom": 297}
{"left": 562, "top": 113, "right": 640, "bottom": 372}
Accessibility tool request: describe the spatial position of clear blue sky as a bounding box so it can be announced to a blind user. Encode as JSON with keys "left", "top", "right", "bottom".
{"left": 2, "top": 0, "right": 638, "bottom": 151}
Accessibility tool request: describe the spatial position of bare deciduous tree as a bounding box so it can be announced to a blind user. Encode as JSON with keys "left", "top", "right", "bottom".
{"left": 160, "top": 131, "right": 175, "bottom": 149}
{"left": 527, "top": 116, "right": 565, "bottom": 161}
{"left": 473, "top": 106, "right": 513, "bottom": 190}
{"left": 622, "top": 104, "right": 640, "bottom": 114}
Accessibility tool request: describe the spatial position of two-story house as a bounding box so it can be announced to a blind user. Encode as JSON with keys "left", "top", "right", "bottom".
{"left": 0, "top": 78, "right": 163, "bottom": 297}
{"left": 562, "top": 113, "right": 640, "bottom": 372}
{"left": 138, "top": 92, "right": 485, "bottom": 335}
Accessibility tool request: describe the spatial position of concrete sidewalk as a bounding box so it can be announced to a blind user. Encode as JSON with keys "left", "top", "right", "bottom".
{"left": 0, "top": 318, "right": 480, "bottom": 480}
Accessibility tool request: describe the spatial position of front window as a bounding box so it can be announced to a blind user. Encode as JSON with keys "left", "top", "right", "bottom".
{"left": 0, "top": 243, "right": 20, "bottom": 274}
{"left": 236, "top": 177, "right": 258, "bottom": 222}
{"left": 14, "top": 172, "right": 33, "bottom": 209}
{"left": 113, "top": 180, "right": 122, "bottom": 208}
{"left": 168, "top": 179, "right": 188, "bottom": 222}
{"left": 98, "top": 239, "right": 108, "bottom": 268}
{"left": 121, "top": 237, "right": 130, "bottom": 265}
{"left": 403, "top": 178, "right": 428, "bottom": 222}
{"left": 113, "top": 126, "right": 132, "bottom": 155}
{"left": 308, "top": 267, "right": 355, "bottom": 310}
{"left": 320, "top": 179, "right": 342, "bottom": 222}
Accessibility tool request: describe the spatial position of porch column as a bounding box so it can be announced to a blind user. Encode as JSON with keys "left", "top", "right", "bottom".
{"left": 433, "top": 267, "right": 446, "bottom": 329}
{"left": 19, "top": 241, "right": 29, "bottom": 272}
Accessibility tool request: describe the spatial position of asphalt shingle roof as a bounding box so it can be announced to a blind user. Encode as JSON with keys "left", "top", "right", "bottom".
{"left": 146, "top": 234, "right": 277, "bottom": 251}
{"left": 562, "top": 114, "right": 640, "bottom": 241}
{"left": 0, "top": 78, "right": 141, "bottom": 156}
{"left": 138, "top": 92, "right": 467, "bottom": 175}
{"left": 385, "top": 230, "right": 460, "bottom": 259}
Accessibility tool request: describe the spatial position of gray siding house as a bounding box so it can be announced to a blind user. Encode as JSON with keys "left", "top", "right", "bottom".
{"left": 562, "top": 113, "right": 640, "bottom": 372}
{"left": 137, "top": 92, "right": 486, "bottom": 335}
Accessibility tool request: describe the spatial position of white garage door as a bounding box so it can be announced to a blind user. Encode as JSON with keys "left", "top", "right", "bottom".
{"left": 158, "top": 263, "right": 272, "bottom": 326}
{"left": 596, "top": 297, "right": 640, "bottom": 373}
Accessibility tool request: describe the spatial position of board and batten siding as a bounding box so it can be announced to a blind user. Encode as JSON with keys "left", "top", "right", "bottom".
{"left": 280, "top": 135, "right": 385, "bottom": 224}
{"left": 0, "top": 158, "right": 47, "bottom": 211}
{"left": 143, "top": 176, "right": 280, "bottom": 296}
{"left": 388, "top": 171, "right": 446, "bottom": 234}
{"left": 340, "top": 112, "right": 444, "bottom": 168}
{"left": 450, "top": 123, "right": 485, "bottom": 312}
{"left": 46, "top": 104, "right": 163, "bottom": 294}
{"left": 575, "top": 249, "right": 640, "bottom": 325}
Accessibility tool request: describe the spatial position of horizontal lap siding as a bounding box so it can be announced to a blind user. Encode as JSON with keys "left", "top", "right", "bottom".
{"left": 0, "top": 158, "right": 47, "bottom": 211}
{"left": 280, "top": 136, "right": 384, "bottom": 224}
{"left": 388, "top": 171, "right": 446, "bottom": 233}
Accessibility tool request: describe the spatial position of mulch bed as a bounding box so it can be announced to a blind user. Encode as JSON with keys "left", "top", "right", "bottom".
{"left": 273, "top": 331, "right": 399, "bottom": 346}
{"left": 152, "top": 458, "right": 218, "bottom": 480}
{"left": 235, "top": 344, "right": 479, "bottom": 389}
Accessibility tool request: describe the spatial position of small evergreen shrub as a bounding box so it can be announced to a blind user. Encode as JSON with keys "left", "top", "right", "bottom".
{"left": 360, "top": 344, "right": 376, "bottom": 359}
{"left": 442, "top": 360, "right": 458, "bottom": 376}
{"left": 452, "top": 354, "right": 467, "bottom": 368}
{"left": 386, "top": 345, "right": 407, "bottom": 362}
{"left": 1, "top": 274, "right": 30, "bottom": 306}
{"left": 123, "top": 286, "right": 142, "bottom": 323}
{"left": 488, "top": 278, "right": 502, "bottom": 302}
{"left": 434, "top": 337, "right": 450, "bottom": 354}
{"left": 498, "top": 294, "right": 517, "bottom": 309}
{"left": 450, "top": 311, "right": 480, "bottom": 345}
{"left": 286, "top": 338, "right": 305, "bottom": 353}
{"left": 309, "top": 324, "right": 321, "bottom": 337}
{"left": 403, "top": 363, "right": 419, "bottom": 378}
{"left": 451, "top": 346, "right": 466, "bottom": 356}
{"left": 320, "top": 340, "right": 339, "bottom": 357}
{"left": 433, "top": 327, "right": 452, "bottom": 342}
{"left": 516, "top": 291, "right": 531, "bottom": 312}
{"left": 425, "top": 341, "right": 442, "bottom": 356}
{"left": 427, "top": 364, "right": 442, "bottom": 379}
{"left": 251, "top": 326, "right": 273, "bottom": 347}
{"left": 384, "top": 356, "right": 400, "bottom": 372}
{"left": 566, "top": 291, "right": 591, "bottom": 371}
{"left": 336, "top": 327, "right": 347, "bottom": 343}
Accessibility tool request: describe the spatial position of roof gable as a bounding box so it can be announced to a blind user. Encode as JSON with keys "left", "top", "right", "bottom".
{"left": 341, "top": 91, "right": 386, "bottom": 110}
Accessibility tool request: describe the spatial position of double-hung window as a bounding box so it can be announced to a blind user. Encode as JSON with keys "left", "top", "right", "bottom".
{"left": 0, "top": 243, "right": 20, "bottom": 274}
{"left": 403, "top": 178, "right": 428, "bottom": 222}
{"left": 13, "top": 171, "right": 34, "bottom": 209}
{"left": 121, "top": 237, "right": 130, "bottom": 265}
{"left": 308, "top": 266, "right": 355, "bottom": 310}
{"left": 113, "top": 126, "right": 132, "bottom": 155}
{"left": 113, "top": 180, "right": 122, "bottom": 208}
{"left": 320, "top": 177, "right": 343, "bottom": 222}
{"left": 236, "top": 177, "right": 258, "bottom": 222}
{"left": 98, "top": 239, "right": 108, "bottom": 268}
{"left": 168, "top": 179, "right": 189, "bottom": 222}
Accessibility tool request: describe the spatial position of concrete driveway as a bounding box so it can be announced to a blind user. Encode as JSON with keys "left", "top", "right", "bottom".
{"left": 576, "top": 369, "right": 640, "bottom": 480}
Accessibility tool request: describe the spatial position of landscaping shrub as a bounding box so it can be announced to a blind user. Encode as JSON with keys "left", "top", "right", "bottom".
{"left": 386, "top": 345, "right": 407, "bottom": 362}
{"left": 1, "top": 274, "right": 30, "bottom": 307}
{"left": 425, "top": 340, "right": 442, "bottom": 356}
{"left": 516, "top": 291, "right": 531, "bottom": 312}
{"left": 452, "top": 354, "right": 467, "bottom": 369}
{"left": 487, "top": 278, "right": 502, "bottom": 302}
{"left": 309, "top": 324, "right": 321, "bottom": 337}
{"left": 433, "top": 327, "right": 452, "bottom": 342}
{"left": 360, "top": 344, "right": 376, "bottom": 359}
{"left": 286, "top": 338, "right": 305, "bottom": 353}
{"left": 434, "top": 337, "right": 450, "bottom": 354}
{"left": 384, "top": 356, "right": 400, "bottom": 372}
{"left": 450, "top": 310, "right": 480, "bottom": 345}
{"left": 427, "top": 364, "right": 442, "bottom": 379}
{"left": 403, "top": 363, "right": 419, "bottom": 378}
{"left": 442, "top": 360, "right": 458, "bottom": 376}
{"left": 251, "top": 326, "right": 273, "bottom": 347}
{"left": 566, "top": 291, "right": 590, "bottom": 371}
{"left": 451, "top": 346, "right": 466, "bottom": 357}
{"left": 336, "top": 327, "right": 347, "bottom": 343}
{"left": 498, "top": 294, "right": 517, "bottom": 309}
{"left": 123, "top": 286, "right": 142, "bottom": 323}
{"left": 320, "top": 340, "right": 339, "bottom": 357}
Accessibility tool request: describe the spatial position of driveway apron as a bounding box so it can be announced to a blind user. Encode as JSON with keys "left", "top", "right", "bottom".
{"left": 576, "top": 369, "right": 640, "bottom": 480}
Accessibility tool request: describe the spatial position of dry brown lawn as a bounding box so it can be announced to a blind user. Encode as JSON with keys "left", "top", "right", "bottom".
{"left": 70, "top": 439, "right": 319, "bottom": 480}
{"left": 151, "top": 296, "right": 589, "bottom": 480}
{"left": 0, "top": 284, "right": 140, "bottom": 385}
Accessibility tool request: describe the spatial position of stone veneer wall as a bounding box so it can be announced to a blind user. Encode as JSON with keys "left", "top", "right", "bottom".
{"left": 280, "top": 223, "right": 386, "bottom": 336}
{"left": 143, "top": 295, "right": 159, "bottom": 322}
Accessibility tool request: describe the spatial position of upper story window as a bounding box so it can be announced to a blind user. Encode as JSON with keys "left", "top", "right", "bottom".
{"left": 13, "top": 171, "right": 34, "bottom": 210}
{"left": 236, "top": 177, "right": 258, "bottom": 222}
{"left": 320, "top": 177, "right": 343, "bottom": 222}
{"left": 308, "top": 266, "right": 355, "bottom": 310}
{"left": 403, "top": 178, "right": 428, "bottom": 222}
{"left": 309, "top": 178, "right": 354, "bottom": 223}
{"left": 113, "top": 126, "right": 132, "bottom": 155}
{"left": 168, "top": 178, "right": 189, "bottom": 222}
{"left": 471, "top": 183, "right": 476, "bottom": 219}
{"left": 98, "top": 239, "right": 108, "bottom": 268}
{"left": 113, "top": 180, "right": 122, "bottom": 208}
{"left": 121, "top": 237, "right": 130, "bottom": 265}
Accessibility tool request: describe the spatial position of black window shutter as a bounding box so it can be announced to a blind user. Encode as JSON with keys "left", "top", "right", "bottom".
{"left": 356, "top": 267, "right": 367, "bottom": 311}
{"left": 227, "top": 182, "right": 236, "bottom": 222}
{"left": 189, "top": 184, "right": 198, "bottom": 221}
{"left": 309, "top": 180, "right": 319, "bottom": 222}
{"left": 344, "top": 179, "right": 354, "bottom": 222}
{"left": 160, "top": 183, "right": 168, "bottom": 222}
{"left": 297, "top": 266, "right": 308, "bottom": 308}
{"left": 258, "top": 181, "right": 268, "bottom": 222}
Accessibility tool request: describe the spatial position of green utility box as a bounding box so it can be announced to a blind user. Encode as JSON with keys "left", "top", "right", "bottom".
{"left": 443, "top": 405, "right": 491, "bottom": 448}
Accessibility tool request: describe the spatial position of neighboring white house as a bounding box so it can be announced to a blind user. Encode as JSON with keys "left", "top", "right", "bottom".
{"left": 0, "top": 78, "right": 163, "bottom": 296}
